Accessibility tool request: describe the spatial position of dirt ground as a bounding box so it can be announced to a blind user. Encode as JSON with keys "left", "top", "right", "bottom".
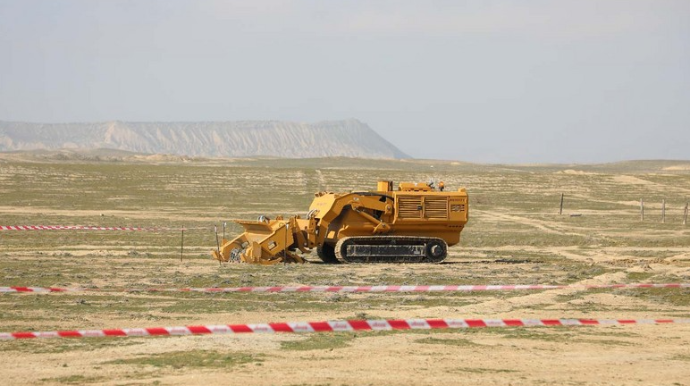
{"left": 1, "top": 157, "right": 689, "bottom": 385}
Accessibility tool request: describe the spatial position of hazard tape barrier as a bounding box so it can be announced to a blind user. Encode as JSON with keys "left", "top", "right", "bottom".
{"left": 0, "top": 225, "right": 199, "bottom": 231}
{"left": 2, "top": 283, "right": 688, "bottom": 294}
{"left": 2, "top": 318, "right": 688, "bottom": 340}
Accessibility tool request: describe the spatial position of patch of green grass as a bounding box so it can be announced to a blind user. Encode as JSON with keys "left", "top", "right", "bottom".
{"left": 0, "top": 339, "right": 144, "bottom": 354}
{"left": 281, "top": 333, "right": 356, "bottom": 351}
{"left": 414, "top": 336, "right": 481, "bottom": 347}
{"left": 567, "top": 329, "right": 640, "bottom": 339}
{"left": 284, "top": 384, "right": 337, "bottom": 386}
{"left": 425, "top": 326, "right": 599, "bottom": 343}
{"left": 554, "top": 287, "right": 615, "bottom": 304}
{"left": 105, "top": 350, "right": 265, "bottom": 369}
{"left": 1, "top": 293, "right": 169, "bottom": 317}
{"left": 625, "top": 250, "right": 679, "bottom": 259}
{"left": 463, "top": 327, "right": 639, "bottom": 346}
{"left": 618, "top": 288, "right": 690, "bottom": 307}
{"left": 40, "top": 375, "right": 106, "bottom": 384}
{"left": 451, "top": 367, "right": 518, "bottom": 374}
{"left": 291, "top": 329, "right": 473, "bottom": 349}
{"left": 587, "top": 339, "right": 637, "bottom": 347}
{"left": 626, "top": 272, "right": 657, "bottom": 282}
{"left": 485, "top": 327, "right": 574, "bottom": 341}
{"left": 346, "top": 326, "right": 642, "bottom": 344}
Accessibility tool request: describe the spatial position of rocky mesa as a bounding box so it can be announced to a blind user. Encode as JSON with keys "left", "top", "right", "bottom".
{"left": 0, "top": 119, "right": 409, "bottom": 159}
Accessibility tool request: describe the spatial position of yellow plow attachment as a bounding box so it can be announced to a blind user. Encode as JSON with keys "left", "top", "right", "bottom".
{"left": 212, "top": 218, "right": 305, "bottom": 264}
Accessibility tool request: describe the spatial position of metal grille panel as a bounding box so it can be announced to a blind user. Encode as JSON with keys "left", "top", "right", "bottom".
{"left": 424, "top": 197, "right": 448, "bottom": 219}
{"left": 398, "top": 196, "right": 422, "bottom": 219}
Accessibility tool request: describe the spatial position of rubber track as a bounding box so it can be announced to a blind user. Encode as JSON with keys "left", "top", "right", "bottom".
{"left": 335, "top": 236, "right": 447, "bottom": 264}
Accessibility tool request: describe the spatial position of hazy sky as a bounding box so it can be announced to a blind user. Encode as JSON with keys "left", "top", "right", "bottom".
{"left": 1, "top": 0, "right": 688, "bottom": 163}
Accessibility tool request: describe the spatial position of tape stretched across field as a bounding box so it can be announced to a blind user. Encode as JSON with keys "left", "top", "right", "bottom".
{"left": 2, "top": 318, "right": 688, "bottom": 340}
{"left": 2, "top": 283, "right": 688, "bottom": 294}
{"left": 0, "top": 225, "right": 204, "bottom": 231}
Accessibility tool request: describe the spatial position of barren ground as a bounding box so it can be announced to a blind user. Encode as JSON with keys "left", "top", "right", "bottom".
{"left": 1, "top": 157, "right": 689, "bottom": 385}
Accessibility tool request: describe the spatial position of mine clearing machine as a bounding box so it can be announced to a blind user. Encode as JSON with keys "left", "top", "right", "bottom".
{"left": 212, "top": 180, "right": 468, "bottom": 264}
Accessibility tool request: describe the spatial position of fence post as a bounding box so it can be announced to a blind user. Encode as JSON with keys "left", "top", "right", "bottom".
{"left": 662, "top": 199, "right": 666, "bottom": 224}
{"left": 215, "top": 225, "right": 220, "bottom": 258}
{"left": 684, "top": 202, "right": 688, "bottom": 226}
{"left": 180, "top": 226, "right": 184, "bottom": 261}
{"left": 559, "top": 193, "right": 564, "bottom": 215}
{"left": 640, "top": 199, "right": 644, "bottom": 221}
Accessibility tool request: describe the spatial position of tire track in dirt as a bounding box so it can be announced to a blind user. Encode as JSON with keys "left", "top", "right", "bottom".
{"left": 453, "top": 243, "right": 690, "bottom": 317}
{"left": 473, "top": 209, "right": 586, "bottom": 237}
{"left": 453, "top": 271, "right": 629, "bottom": 315}
{"left": 612, "top": 175, "right": 690, "bottom": 194}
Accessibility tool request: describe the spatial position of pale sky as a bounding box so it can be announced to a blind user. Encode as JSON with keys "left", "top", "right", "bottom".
{"left": 1, "top": 0, "right": 688, "bottom": 163}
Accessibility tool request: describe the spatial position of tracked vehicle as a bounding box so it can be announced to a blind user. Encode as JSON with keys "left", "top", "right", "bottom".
{"left": 212, "top": 180, "right": 468, "bottom": 264}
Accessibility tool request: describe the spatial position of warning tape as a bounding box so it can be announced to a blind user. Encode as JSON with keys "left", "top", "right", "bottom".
{"left": 2, "top": 283, "right": 688, "bottom": 294}
{"left": 0, "top": 225, "right": 181, "bottom": 232}
{"left": 2, "top": 318, "right": 688, "bottom": 340}
{"left": 0, "top": 225, "right": 218, "bottom": 232}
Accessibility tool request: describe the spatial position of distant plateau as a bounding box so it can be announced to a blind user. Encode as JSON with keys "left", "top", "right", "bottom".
{"left": 0, "top": 119, "right": 409, "bottom": 159}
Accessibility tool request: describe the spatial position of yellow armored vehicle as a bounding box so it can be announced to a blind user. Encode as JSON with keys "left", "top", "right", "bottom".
{"left": 212, "top": 180, "right": 468, "bottom": 264}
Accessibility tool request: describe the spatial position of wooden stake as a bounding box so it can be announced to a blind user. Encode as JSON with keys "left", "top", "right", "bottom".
{"left": 180, "top": 227, "right": 184, "bottom": 262}
{"left": 215, "top": 225, "right": 221, "bottom": 258}
{"left": 640, "top": 199, "right": 644, "bottom": 221}
{"left": 684, "top": 202, "right": 688, "bottom": 225}
{"left": 662, "top": 199, "right": 666, "bottom": 224}
{"left": 559, "top": 193, "right": 564, "bottom": 215}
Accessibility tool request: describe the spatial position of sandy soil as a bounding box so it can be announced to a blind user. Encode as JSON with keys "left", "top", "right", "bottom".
{"left": 2, "top": 160, "right": 690, "bottom": 385}
{"left": 1, "top": 246, "right": 689, "bottom": 386}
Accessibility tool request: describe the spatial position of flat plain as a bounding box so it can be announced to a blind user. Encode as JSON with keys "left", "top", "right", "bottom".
{"left": 1, "top": 154, "right": 690, "bottom": 385}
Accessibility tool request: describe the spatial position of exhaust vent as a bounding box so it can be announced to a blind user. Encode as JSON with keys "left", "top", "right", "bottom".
{"left": 424, "top": 197, "right": 448, "bottom": 219}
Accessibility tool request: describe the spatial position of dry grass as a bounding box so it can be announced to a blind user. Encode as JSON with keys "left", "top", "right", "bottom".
{"left": 1, "top": 157, "right": 689, "bottom": 385}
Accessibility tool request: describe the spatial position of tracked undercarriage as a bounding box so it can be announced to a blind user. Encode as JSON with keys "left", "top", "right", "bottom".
{"left": 333, "top": 236, "right": 448, "bottom": 263}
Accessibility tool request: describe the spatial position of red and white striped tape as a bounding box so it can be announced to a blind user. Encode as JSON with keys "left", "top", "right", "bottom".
{"left": 0, "top": 225, "right": 169, "bottom": 231}
{"left": 2, "top": 318, "right": 688, "bottom": 340}
{"left": 2, "top": 283, "right": 688, "bottom": 294}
